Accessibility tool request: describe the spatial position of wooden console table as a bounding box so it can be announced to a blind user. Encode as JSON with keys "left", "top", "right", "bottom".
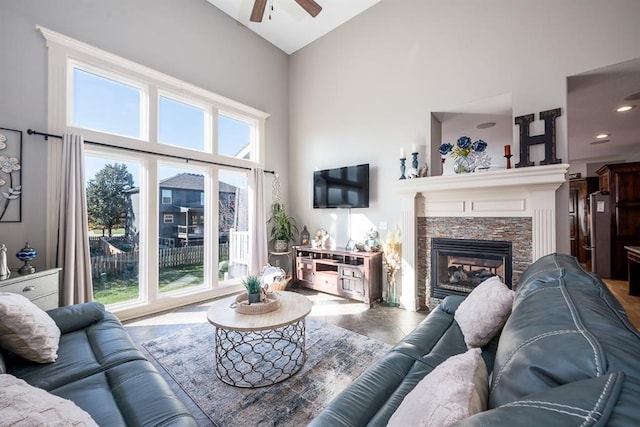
{"left": 625, "top": 246, "right": 640, "bottom": 296}
{"left": 293, "top": 246, "right": 382, "bottom": 306}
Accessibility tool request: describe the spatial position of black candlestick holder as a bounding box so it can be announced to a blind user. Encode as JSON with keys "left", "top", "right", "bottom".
{"left": 399, "top": 158, "right": 407, "bottom": 179}
{"left": 504, "top": 154, "right": 513, "bottom": 169}
{"left": 411, "top": 152, "right": 418, "bottom": 169}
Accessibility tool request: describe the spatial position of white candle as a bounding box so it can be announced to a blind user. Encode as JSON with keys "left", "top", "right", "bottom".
{"left": 400, "top": 147, "right": 406, "bottom": 158}
{"left": 411, "top": 144, "right": 417, "bottom": 154}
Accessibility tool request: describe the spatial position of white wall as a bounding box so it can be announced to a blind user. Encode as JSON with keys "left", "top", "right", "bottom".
{"left": 0, "top": 0, "right": 289, "bottom": 270}
{"left": 289, "top": 0, "right": 640, "bottom": 252}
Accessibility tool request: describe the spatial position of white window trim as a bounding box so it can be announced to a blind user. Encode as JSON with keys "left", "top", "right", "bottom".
{"left": 163, "top": 214, "right": 174, "bottom": 224}
{"left": 40, "top": 25, "right": 266, "bottom": 319}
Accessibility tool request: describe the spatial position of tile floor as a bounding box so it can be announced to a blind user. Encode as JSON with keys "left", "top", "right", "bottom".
{"left": 123, "top": 288, "right": 428, "bottom": 426}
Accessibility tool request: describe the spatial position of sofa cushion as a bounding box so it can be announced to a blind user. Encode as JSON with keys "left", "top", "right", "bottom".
{"left": 5, "top": 312, "right": 147, "bottom": 390}
{"left": 489, "top": 253, "right": 640, "bottom": 408}
{"left": 49, "top": 359, "right": 197, "bottom": 427}
{"left": 454, "top": 372, "right": 624, "bottom": 427}
{"left": 0, "top": 292, "right": 61, "bottom": 363}
{"left": 0, "top": 373, "right": 98, "bottom": 426}
{"left": 388, "top": 348, "right": 488, "bottom": 426}
{"left": 47, "top": 302, "right": 105, "bottom": 334}
{"left": 454, "top": 276, "right": 514, "bottom": 348}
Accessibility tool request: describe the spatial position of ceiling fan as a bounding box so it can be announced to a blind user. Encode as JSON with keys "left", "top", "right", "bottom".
{"left": 250, "top": 0, "right": 322, "bottom": 22}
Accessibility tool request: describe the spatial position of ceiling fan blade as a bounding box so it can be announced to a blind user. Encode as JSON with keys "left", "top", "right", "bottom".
{"left": 294, "top": 0, "right": 322, "bottom": 17}
{"left": 250, "top": 0, "right": 267, "bottom": 22}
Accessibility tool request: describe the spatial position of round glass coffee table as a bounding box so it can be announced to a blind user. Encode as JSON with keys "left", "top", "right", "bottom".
{"left": 207, "top": 291, "right": 312, "bottom": 388}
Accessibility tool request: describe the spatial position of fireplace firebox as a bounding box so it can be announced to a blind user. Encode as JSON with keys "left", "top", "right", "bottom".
{"left": 431, "top": 238, "right": 512, "bottom": 299}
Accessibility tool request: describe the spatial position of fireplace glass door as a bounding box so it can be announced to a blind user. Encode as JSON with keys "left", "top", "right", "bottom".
{"left": 431, "top": 238, "right": 512, "bottom": 299}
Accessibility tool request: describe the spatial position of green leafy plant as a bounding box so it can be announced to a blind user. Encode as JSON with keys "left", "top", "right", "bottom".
{"left": 243, "top": 275, "right": 262, "bottom": 294}
{"left": 267, "top": 202, "right": 299, "bottom": 245}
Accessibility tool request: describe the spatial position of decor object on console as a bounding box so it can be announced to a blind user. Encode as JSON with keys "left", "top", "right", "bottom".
{"left": 364, "top": 228, "right": 381, "bottom": 252}
{"left": 439, "top": 136, "right": 490, "bottom": 174}
{"left": 382, "top": 226, "right": 402, "bottom": 307}
{"left": 312, "top": 228, "right": 331, "bottom": 249}
{"left": 16, "top": 242, "right": 37, "bottom": 275}
{"left": 0, "top": 127, "right": 22, "bottom": 222}
{"left": 300, "top": 225, "right": 310, "bottom": 245}
{"left": 0, "top": 243, "right": 10, "bottom": 280}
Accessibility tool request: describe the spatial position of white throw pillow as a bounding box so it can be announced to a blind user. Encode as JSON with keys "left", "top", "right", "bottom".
{"left": 0, "top": 373, "right": 98, "bottom": 426}
{"left": 0, "top": 292, "right": 61, "bottom": 363}
{"left": 454, "top": 276, "right": 514, "bottom": 348}
{"left": 387, "top": 348, "right": 488, "bottom": 427}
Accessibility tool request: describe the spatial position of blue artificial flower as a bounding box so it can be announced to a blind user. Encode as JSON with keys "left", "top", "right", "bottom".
{"left": 439, "top": 143, "right": 453, "bottom": 156}
{"left": 472, "top": 139, "right": 488, "bottom": 152}
{"left": 456, "top": 136, "right": 472, "bottom": 149}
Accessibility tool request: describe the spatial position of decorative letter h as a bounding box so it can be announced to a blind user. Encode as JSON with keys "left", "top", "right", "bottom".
{"left": 514, "top": 108, "right": 562, "bottom": 168}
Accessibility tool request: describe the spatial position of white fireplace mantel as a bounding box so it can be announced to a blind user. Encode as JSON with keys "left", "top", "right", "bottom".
{"left": 392, "top": 163, "right": 570, "bottom": 196}
{"left": 392, "top": 163, "right": 569, "bottom": 311}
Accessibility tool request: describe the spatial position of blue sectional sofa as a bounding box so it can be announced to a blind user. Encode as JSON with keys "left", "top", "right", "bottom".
{"left": 310, "top": 253, "right": 640, "bottom": 426}
{"left": 1, "top": 302, "right": 197, "bottom": 426}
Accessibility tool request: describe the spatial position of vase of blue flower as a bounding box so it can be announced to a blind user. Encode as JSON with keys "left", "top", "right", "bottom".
{"left": 439, "top": 136, "right": 490, "bottom": 174}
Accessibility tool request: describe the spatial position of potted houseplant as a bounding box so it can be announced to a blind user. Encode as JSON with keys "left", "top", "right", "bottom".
{"left": 267, "top": 202, "right": 299, "bottom": 252}
{"left": 243, "top": 275, "right": 262, "bottom": 304}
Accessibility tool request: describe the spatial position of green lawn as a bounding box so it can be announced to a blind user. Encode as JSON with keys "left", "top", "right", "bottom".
{"left": 93, "top": 264, "right": 206, "bottom": 305}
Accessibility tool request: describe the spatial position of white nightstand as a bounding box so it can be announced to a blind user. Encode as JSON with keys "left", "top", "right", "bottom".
{"left": 0, "top": 268, "right": 62, "bottom": 310}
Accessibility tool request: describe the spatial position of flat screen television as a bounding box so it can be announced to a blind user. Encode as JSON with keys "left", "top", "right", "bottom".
{"left": 313, "top": 164, "right": 369, "bottom": 209}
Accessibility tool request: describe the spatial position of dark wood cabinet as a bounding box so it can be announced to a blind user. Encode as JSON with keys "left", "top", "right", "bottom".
{"left": 596, "top": 162, "right": 640, "bottom": 279}
{"left": 293, "top": 246, "right": 382, "bottom": 306}
{"left": 569, "top": 177, "right": 598, "bottom": 265}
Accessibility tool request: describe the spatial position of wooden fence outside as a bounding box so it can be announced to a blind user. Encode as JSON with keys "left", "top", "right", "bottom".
{"left": 91, "top": 244, "right": 229, "bottom": 278}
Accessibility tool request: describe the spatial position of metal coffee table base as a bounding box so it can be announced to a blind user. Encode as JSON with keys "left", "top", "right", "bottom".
{"left": 214, "top": 319, "right": 307, "bottom": 388}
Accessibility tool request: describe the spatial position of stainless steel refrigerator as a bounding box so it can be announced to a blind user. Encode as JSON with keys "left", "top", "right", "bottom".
{"left": 589, "top": 191, "right": 612, "bottom": 278}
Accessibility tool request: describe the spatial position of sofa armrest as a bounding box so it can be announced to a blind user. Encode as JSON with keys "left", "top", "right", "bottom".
{"left": 46, "top": 302, "right": 105, "bottom": 334}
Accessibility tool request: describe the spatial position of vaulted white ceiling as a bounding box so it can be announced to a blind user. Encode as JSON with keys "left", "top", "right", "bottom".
{"left": 206, "top": 0, "right": 382, "bottom": 54}
{"left": 207, "top": 1, "right": 640, "bottom": 167}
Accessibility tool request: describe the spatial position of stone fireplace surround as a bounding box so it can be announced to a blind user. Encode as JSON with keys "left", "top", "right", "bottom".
{"left": 392, "top": 163, "right": 569, "bottom": 311}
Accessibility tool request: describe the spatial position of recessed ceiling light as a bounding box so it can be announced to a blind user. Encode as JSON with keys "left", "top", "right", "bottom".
{"left": 476, "top": 122, "right": 496, "bottom": 129}
{"left": 624, "top": 91, "right": 640, "bottom": 101}
{"left": 590, "top": 139, "right": 610, "bottom": 145}
{"left": 596, "top": 133, "right": 610, "bottom": 139}
{"left": 616, "top": 105, "right": 635, "bottom": 112}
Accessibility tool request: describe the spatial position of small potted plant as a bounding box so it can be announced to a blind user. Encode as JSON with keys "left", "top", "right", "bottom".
{"left": 243, "top": 275, "right": 262, "bottom": 304}
{"left": 267, "top": 202, "right": 299, "bottom": 252}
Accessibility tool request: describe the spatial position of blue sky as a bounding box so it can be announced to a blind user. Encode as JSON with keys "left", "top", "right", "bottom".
{"left": 75, "top": 66, "right": 252, "bottom": 185}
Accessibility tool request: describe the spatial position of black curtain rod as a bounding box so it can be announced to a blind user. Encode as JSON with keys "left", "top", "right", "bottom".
{"left": 26, "top": 129, "right": 275, "bottom": 174}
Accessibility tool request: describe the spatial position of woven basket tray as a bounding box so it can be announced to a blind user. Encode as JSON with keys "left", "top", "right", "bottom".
{"left": 232, "top": 292, "right": 281, "bottom": 315}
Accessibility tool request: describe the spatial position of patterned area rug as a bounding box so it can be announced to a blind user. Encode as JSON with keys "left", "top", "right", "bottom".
{"left": 143, "top": 318, "right": 391, "bottom": 426}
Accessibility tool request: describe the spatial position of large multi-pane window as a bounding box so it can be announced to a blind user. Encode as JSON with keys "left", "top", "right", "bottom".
{"left": 43, "top": 27, "right": 268, "bottom": 315}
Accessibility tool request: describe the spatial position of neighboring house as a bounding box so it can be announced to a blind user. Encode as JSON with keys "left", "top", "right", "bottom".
{"left": 127, "top": 173, "right": 239, "bottom": 247}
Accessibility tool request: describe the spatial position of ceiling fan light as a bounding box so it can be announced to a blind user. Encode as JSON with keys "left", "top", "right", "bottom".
{"left": 616, "top": 105, "right": 635, "bottom": 112}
